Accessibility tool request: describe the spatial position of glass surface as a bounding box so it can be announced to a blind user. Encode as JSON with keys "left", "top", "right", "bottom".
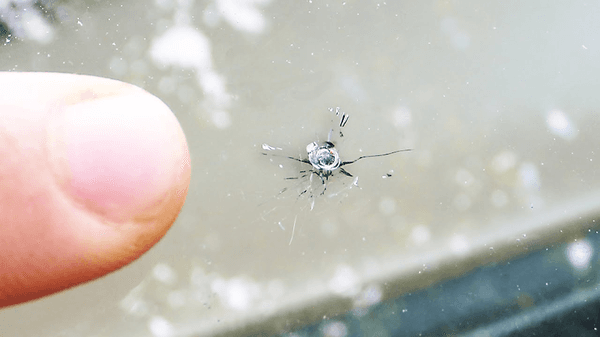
{"left": 1, "top": 1, "right": 599, "bottom": 336}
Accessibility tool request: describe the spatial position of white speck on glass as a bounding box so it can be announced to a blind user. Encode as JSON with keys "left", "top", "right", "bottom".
{"left": 566, "top": 240, "right": 593, "bottom": 270}
{"left": 546, "top": 109, "right": 578, "bottom": 141}
{"left": 148, "top": 316, "right": 174, "bottom": 337}
{"left": 328, "top": 265, "right": 359, "bottom": 296}
{"left": 152, "top": 263, "right": 177, "bottom": 285}
{"left": 411, "top": 225, "right": 430, "bottom": 246}
{"left": 322, "top": 321, "right": 348, "bottom": 337}
{"left": 449, "top": 234, "right": 470, "bottom": 255}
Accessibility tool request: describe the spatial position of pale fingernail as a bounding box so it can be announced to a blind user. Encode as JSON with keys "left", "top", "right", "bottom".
{"left": 49, "top": 90, "right": 187, "bottom": 222}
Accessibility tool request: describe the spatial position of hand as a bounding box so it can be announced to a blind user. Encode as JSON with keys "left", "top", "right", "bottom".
{"left": 0, "top": 72, "right": 191, "bottom": 308}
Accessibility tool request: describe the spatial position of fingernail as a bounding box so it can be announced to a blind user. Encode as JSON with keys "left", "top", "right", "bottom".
{"left": 49, "top": 90, "right": 187, "bottom": 222}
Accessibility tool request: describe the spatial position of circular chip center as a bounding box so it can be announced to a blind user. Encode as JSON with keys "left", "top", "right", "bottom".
{"left": 307, "top": 141, "right": 341, "bottom": 171}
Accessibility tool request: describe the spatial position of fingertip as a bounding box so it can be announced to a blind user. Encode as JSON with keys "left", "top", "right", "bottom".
{"left": 0, "top": 73, "right": 191, "bottom": 308}
{"left": 49, "top": 89, "right": 190, "bottom": 223}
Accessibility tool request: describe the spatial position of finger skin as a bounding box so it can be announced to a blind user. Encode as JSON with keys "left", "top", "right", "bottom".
{"left": 0, "top": 72, "right": 191, "bottom": 308}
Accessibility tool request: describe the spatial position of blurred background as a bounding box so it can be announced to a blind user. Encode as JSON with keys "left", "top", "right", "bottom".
{"left": 1, "top": 0, "right": 599, "bottom": 336}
